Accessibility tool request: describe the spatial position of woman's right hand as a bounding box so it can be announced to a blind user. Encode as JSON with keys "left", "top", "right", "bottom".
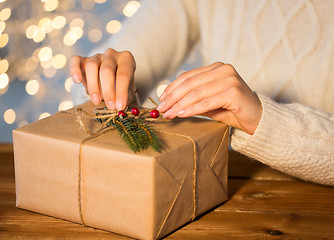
{"left": 69, "top": 48, "right": 136, "bottom": 110}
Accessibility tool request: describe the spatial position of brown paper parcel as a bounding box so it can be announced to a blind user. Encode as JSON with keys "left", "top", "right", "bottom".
{"left": 13, "top": 101, "right": 229, "bottom": 240}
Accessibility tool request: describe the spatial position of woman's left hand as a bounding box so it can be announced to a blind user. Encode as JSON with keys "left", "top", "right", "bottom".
{"left": 157, "top": 62, "right": 262, "bottom": 135}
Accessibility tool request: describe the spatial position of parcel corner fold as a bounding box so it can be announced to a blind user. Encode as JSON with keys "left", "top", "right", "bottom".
{"left": 13, "top": 101, "right": 229, "bottom": 240}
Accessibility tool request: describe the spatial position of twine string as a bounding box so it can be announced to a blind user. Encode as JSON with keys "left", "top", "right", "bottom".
{"left": 63, "top": 103, "right": 199, "bottom": 226}
{"left": 157, "top": 130, "right": 197, "bottom": 220}
{"left": 148, "top": 97, "right": 198, "bottom": 219}
{"left": 74, "top": 109, "right": 117, "bottom": 226}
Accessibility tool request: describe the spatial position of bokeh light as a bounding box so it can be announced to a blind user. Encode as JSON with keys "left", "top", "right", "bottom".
{"left": 26, "top": 79, "right": 40, "bottom": 95}
{"left": 0, "top": 59, "right": 9, "bottom": 73}
{"left": 0, "top": 21, "right": 6, "bottom": 34}
{"left": 123, "top": 1, "right": 140, "bottom": 17}
{"left": 64, "top": 77, "right": 74, "bottom": 92}
{"left": 156, "top": 84, "right": 168, "bottom": 97}
{"left": 0, "top": 8, "right": 11, "bottom": 21}
{"left": 63, "top": 32, "right": 76, "bottom": 46}
{"left": 18, "top": 121, "right": 29, "bottom": 128}
{"left": 39, "top": 112, "right": 51, "bottom": 120}
{"left": 40, "top": 58, "right": 53, "bottom": 69}
{"left": 32, "top": 28, "right": 46, "bottom": 42}
{"left": 52, "top": 16, "right": 66, "bottom": 29}
{"left": 38, "top": 47, "right": 53, "bottom": 62}
{"left": 0, "top": 73, "right": 9, "bottom": 89}
{"left": 106, "top": 20, "right": 121, "bottom": 34}
{"left": 63, "top": 31, "right": 77, "bottom": 46}
{"left": 58, "top": 100, "right": 73, "bottom": 111}
{"left": 38, "top": 17, "right": 53, "bottom": 33}
{"left": 43, "top": 67, "right": 57, "bottom": 78}
{"left": 26, "top": 25, "right": 38, "bottom": 39}
{"left": 0, "top": 33, "right": 8, "bottom": 47}
{"left": 52, "top": 54, "right": 66, "bottom": 69}
{"left": 70, "top": 18, "right": 84, "bottom": 28}
{"left": 43, "top": 0, "right": 59, "bottom": 12}
{"left": 70, "top": 26, "right": 83, "bottom": 39}
{"left": 63, "top": 22, "right": 83, "bottom": 46}
{"left": 95, "top": 0, "right": 107, "bottom": 4}
{"left": 88, "top": 28, "right": 102, "bottom": 43}
{"left": 4, "top": 109, "right": 15, "bottom": 124}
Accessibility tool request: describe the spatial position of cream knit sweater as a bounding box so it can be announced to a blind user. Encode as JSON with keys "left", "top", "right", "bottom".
{"left": 84, "top": 0, "right": 334, "bottom": 186}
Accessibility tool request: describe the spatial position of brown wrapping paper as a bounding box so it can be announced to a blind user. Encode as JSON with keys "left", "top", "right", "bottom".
{"left": 13, "top": 101, "right": 229, "bottom": 240}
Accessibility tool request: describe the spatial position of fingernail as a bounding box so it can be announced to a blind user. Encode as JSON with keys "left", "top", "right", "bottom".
{"left": 163, "top": 109, "right": 174, "bottom": 119}
{"left": 106, "top": 101, "right": 115, "bottom": 110}
{"left": 91, "top": 94, "right": 100, "bottom": 105}
{"left": 176, "top": 110, "right": 185, "bottom": 116}
{"left": 73, "top": 74, "right": 80, "bottom": 83}
{"left": 116, "top": 99, "right": 124, "bottom": 110}
{"left": 159, "top": 92, "right": 166, "bottom": 101}
{"left": 157, "top": 101, "right": 166, "bottom": 111}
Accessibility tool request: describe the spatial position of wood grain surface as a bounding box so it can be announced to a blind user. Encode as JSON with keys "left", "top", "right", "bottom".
{"left": 1, "top": 144, "right": 333, "bottom": 239}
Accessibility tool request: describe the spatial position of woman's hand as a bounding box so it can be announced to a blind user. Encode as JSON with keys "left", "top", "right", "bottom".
{"left": 157, "top": 62, "right": 262, "bottom": 135}
{"left": 70, "top": 48, "right": 136, "bottom": 110}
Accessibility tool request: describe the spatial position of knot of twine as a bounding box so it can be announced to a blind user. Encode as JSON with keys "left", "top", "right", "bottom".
{"left": 65, "top": 98, "right": 198, "bottom": 227}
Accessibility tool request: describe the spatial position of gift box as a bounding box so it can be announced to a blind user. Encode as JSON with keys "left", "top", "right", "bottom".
{"left": 13, "top": 101, "right": 229, "bottom": 240}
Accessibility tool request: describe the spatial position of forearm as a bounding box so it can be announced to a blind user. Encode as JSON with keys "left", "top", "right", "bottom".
{"left": 231, "top": 94, "right": 334, "bottom": 186}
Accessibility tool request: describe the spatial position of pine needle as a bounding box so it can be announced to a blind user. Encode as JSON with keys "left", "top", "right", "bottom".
{"left": 96, "top": 112, "right": 162, "bottom": 153}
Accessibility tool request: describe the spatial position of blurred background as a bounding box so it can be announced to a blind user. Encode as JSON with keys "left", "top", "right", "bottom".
{"left": 0, "top": 0, "right": 201, "bottom": 142}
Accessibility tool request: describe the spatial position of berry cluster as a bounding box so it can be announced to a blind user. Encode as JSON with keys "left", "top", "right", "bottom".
{"left": 117, "top": 107, "right": 160, "bottom": 118}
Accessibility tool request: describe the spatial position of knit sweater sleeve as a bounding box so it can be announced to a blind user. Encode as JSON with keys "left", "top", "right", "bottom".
{"left": 90, "top": 0, "right": 199, "bottom": 104}
{"left": 231, "top": 94, "right": 334, "bottom": 186}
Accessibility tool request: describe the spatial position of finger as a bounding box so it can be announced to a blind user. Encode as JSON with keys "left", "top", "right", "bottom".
{"left": 159, "top": 61, "right": 224, "bottom": 101}
{"left": 158, "top": 65, "right": 223, "bottom": 113}
{"left": 115, "top": 51, "right": 136, "bottom": 110}
{"left": 100, "top": 50, "right": 117, "bottom": 110}
{"left": 166, "top": 76, "right": 232, "bottom": 118}
{"left": 85, "top": 54, "right": 102, "bottom": 105}
{"left": 80, "top": 58, "right": 88, "bottom": 91}
{"left": 162, "top": 76, "right": 227, "bottom": 120}
{"left": 182, "top": 81, "right": 261, "bottom": 134}
{"left": 70, "top": 56, "right": 84, "bottom": 83}
{"left": 163, "top": 90, "right": 229, "bottom": 120}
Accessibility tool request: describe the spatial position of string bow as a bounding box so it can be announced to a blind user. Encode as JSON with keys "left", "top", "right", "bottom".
{"left": 76, "top": 102, "right": 162, "bottom": 153}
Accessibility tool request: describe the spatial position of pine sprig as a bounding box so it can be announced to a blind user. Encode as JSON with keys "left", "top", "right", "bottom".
{"left": 113, "top": 116, "right": 141, "bottom": 152}
{"left": 96, "top": 111, "right": 163, "bottom": 153}
{"left": 135, "top": 118, "right": 162, "bottom": 152}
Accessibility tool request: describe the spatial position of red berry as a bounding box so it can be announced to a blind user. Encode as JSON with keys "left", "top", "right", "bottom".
{"left": 118, "top": 110, "right": 127, "bottom": 118}
{"left": 150, "top": 109, "right": 160, "bottom": 118}
{"left": 131, "top": 107, "right": 140, "bottom": 116}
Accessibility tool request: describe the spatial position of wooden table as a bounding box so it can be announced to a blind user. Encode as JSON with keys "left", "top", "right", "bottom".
{"left": 1, "top": 143, "right": 333, "bottom": 239}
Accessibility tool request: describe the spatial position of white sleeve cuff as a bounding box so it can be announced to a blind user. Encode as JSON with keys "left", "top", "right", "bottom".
{"left": 230, "top": 94, "right": 334, "bottom": 186}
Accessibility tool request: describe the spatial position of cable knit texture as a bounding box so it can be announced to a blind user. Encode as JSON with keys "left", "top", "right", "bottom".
{"left": 74, "top": 0, "right": 334, "bottom": 185}
{"left": 231, "top": 94, "right": 334, "bottom": 185}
